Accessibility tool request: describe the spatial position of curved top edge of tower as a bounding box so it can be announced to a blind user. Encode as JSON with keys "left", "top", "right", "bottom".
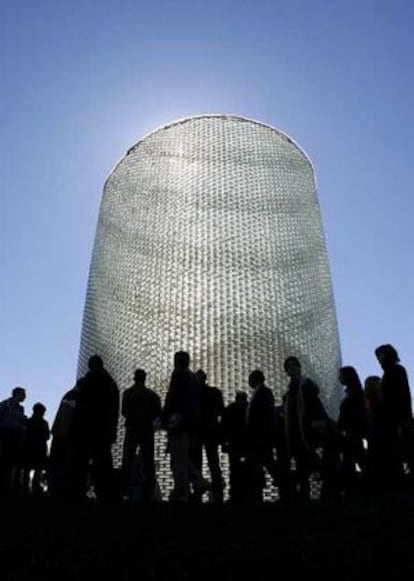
{"left": 105, "top": 114, "right": 314, "bottom": 185}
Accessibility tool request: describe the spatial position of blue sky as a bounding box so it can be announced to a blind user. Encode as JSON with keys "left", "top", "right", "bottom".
{"left": 1, "top": 0, "right": 413, "bottom": 422}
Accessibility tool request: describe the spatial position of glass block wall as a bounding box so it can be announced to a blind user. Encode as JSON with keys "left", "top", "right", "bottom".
{"left": 78, "top": 115, "right": 342, "bottom": 499}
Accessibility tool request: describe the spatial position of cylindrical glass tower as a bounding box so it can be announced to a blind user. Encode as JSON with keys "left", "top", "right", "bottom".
{"left": 78, "top": 115, "right": 341, "bottom": 495}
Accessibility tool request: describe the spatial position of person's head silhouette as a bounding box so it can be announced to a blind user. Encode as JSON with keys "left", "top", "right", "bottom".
{"left": 134, "top": 369, "right": 146, "bottom": 385}
{"left": 375, "top": 344, "right": 399, "bottom": 370}
{"left": 174, "top": 351, "right": 190, "bottom": 369}
{"left": 32, "top": 402, "right": 46, "bottom": 417}
{"left": 12, "top": 386, "right": 26, "bottom": 403}
{"left": 248, "top": 370, "right": 265, "bottom": 389}
{"left": 195, "top": 369, "right": 207, "bottom": 385}
{"left": 235, "top": 391, "right": 248, "bottom": 406}
{"left": 339, "top": 366, "right": 363, "bottom": 393}
{"left": 88, "top": 354, "right": 104, "bottom": 371}
{"left": 284, "top": 356, "right": 301, "bottom": 379}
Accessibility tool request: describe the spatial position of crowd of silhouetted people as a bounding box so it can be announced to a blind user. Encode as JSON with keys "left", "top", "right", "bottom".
{"left": 0, "top": 343, "right": 412, "bottom": 504}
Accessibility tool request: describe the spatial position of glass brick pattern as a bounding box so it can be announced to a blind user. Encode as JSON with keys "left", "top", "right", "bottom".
{"left": 78, "top": 115, "right": 342, "bottom": 499}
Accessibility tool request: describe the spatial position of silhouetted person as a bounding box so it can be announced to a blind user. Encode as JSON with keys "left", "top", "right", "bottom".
{"left": 48, "top": 381, "right": 81, "bottom": 496}
{"left": 22, "top": 403, "right": 50, "bottom": 495}
{"left": 222, "top": 391, "right": 248, "bottom": 502}
{"left": 0, "top": 387, "right": 27, "bottom": 493}
{"left": 283, "top": 357, "right": 330, "bottom": 501}
{"left": 68, "top": 355, "right": 119, "bottom": 500}
{"left": 364, "top": 376, "right": 382, "bottom": 417}
{"left": 337, "top": 366, "right": 368, "bottom": 493}
{"left": 194, "top": 369, "right": 225, "bottom": 503}
{"left": 245, "top": 370, "right": 279, "bottom": 502}
{"left": 375, "top": 344, "right": 413, "bottom": 486}
{"left": 162, "top": 351, "right": 209, "bottom": 502}
{"left": 364, "top": 375, "right": 386, "bottom": 486}
{"left": 121, "top": 369, "right": 161, "bottom": 501}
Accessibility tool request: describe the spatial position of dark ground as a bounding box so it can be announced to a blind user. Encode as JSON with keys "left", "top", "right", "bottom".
{"left": 2, "top": 493, "right": 414, "bottom": 580}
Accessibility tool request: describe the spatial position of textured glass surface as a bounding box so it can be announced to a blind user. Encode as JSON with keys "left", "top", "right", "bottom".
{"left": 78, "top": 115, "right": 342, "bottom": 498}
